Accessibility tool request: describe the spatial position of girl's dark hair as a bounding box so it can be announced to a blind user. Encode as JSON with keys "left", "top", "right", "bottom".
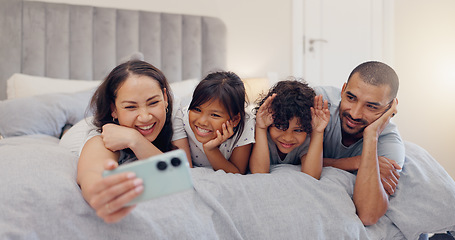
{"left": 189, "top": 71, "right": 246, "bottom": 145}
{"left": 255, "top": 79, "right": 315, "bottom": 134}
{"left": 90, "top": 60, "right": 175, "bottom": 152}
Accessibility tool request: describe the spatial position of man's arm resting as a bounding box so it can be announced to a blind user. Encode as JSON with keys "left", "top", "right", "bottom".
{"left": 324, "top": 155, "right": 401, "bottom": 195}
{"left": 323, "top": 156, "right": 361, "bottom": 171}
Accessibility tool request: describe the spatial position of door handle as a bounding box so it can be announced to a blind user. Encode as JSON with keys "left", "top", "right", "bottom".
{"left": 308, "top": 38, "right": 328, "bottom": 52}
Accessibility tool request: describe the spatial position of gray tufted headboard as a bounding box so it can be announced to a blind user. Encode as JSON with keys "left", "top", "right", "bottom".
{"left": 0, "top": 0, "right": 226, "bottom": 100}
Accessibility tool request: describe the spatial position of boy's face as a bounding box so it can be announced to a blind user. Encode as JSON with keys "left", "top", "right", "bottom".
{"left": 268, "top": 117, "right": 308, "bottom": 155}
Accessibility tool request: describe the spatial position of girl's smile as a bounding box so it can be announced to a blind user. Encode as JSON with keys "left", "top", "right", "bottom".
{"left": 194, "top": 125, "right": 213, "bottom": 136}
{"left": 189, "top": 99, "right": 236, "bottom": 144}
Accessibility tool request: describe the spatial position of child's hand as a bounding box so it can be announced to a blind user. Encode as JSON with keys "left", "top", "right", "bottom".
{"left": 311, "top": 95, "right": 330, "bottom": 133}
{"left": 101, "top": 124, "right": 143, "bottom": 152}
{"left": 256, "top": 94, "right": 276, "bottom": 129}
{"left": 203, "top": 120, "right": 234, "bottom": 151}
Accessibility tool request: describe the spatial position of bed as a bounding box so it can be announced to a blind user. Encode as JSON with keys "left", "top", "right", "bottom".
{"left": 1, "top": 1, "right": 455, "bottom": 239}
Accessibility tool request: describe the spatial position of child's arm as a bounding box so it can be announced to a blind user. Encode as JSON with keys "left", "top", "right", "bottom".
{"left": 249, "top": 94, "right": 276, "bottom": 173}
{"left": 301, "top": 95, "right": 330, "bottom": 179}
{"left": 202, "top": 120, "right": 249, "bottom": 174}
{"left": 77, "top": 136, "right": 144, "bottom": 223}
{"left": 100, "top": 123, "right": 162, "bottom": 160}
{"left": 229, "top": 143, "right": 252, "bottom": 174}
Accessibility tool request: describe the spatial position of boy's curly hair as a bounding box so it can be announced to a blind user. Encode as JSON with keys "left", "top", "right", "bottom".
{"left": 254, "top": 79, "right": 315, "bottom": 134}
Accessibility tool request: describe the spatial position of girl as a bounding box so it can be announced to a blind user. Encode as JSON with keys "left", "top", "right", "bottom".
{"left": 172, "top": 71, "right": 255, "bottom": 174}
{"left": 77, "top": 60, "right": 190, "bottom": 223}
{"left": 249, "top": 80, "right": 330, "bottom": 179}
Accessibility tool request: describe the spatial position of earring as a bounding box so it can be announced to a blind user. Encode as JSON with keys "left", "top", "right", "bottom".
{"left": 112, "top": 117, "right": 118, "bottom": 123}
{"left": 166, "top": 107, "right": 169, "bottom": 113}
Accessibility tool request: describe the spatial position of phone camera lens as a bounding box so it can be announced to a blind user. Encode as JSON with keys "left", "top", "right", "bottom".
{"left": 171, "top": 157, "right": 181, "bottom": 167}
{"left": 157, "top": 161, "right": 167, "bottom": 170}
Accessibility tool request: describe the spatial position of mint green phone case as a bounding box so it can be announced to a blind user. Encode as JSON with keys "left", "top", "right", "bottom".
{"left": 102, "top": 149, "right": 193, "bottom": 206}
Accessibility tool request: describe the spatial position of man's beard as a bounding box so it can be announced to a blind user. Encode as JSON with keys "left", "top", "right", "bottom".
{"left": 340, "top": 111, "right": 368, "bottom": 138}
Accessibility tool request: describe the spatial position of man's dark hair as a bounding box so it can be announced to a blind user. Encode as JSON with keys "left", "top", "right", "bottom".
{"left": 348, "top": 61, "right": 399, "bottom": 99}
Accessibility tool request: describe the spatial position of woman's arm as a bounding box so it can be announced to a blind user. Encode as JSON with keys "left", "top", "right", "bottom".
{"left": 77, "top": 136, "right": 144, "bottom": 223}
{"left": 101, "top": 124, "right": 162, "bottom": 160}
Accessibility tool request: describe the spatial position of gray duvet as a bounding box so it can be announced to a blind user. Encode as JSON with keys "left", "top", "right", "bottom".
{"left": 0, "top": 135, "right": 454, "bottom": 240}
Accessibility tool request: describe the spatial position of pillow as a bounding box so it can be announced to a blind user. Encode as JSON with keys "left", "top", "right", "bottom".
{"left": 385, "top": 141, "right": 455, "bottom": 239}
{"left": 7, "top": 73, "right": 101, "bottom": 99}
{"left": 169, "top": 78, "right": 199, "bottom": 107}
{"left": 0, "top": 89, "right": 95, "bottom": 138}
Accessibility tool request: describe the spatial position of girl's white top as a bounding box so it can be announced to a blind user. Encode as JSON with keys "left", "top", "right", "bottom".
{"left": 172, "top": 105, "right": 256, "bottom": 167}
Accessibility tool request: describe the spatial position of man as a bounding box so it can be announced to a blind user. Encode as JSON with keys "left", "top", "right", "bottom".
{"left": 315, "top": 61, "right": 404, "bottom": 226}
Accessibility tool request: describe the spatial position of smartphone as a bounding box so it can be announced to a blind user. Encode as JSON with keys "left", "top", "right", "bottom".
{"left": 103, "top": 149, "right": 193, "bottom": 206}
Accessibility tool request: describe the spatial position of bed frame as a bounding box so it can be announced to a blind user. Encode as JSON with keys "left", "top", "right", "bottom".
{"left": 0, "top": 0, "right": 226, "bottom": 100}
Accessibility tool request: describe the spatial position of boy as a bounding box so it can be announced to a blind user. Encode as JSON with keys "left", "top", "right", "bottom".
{"left": 249, "top": 79, "right": 329, "bottom": 179}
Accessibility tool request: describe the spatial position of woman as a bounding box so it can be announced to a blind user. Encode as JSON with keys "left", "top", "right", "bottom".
{"left": 77, "top": 60, "right": 189, "bottom": 223}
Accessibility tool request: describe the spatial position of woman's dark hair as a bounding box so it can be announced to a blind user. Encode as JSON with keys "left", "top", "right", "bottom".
{"left": 90, "top": 60, "right": 174, "bottom": 152}
{"left": 255, "top": 79, "right": 315, "bottom": 134}
{"left": 189, "top": 71, "right": 246, "bottom": 145}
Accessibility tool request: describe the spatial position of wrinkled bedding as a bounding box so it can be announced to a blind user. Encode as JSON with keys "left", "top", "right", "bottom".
{"left": 0, "top": 135, "right": 454, "bottom": 240}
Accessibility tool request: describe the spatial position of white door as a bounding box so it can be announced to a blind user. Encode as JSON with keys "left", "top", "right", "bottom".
{"left": 292, "top": 0, "right": 394, "bottom": 88}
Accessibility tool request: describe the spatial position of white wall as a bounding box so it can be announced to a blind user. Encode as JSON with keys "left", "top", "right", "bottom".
{"left": 393, "top": 0, "right": 455, "bottom": 179}
{"left": 31, "top": 0, "right": 455, "bottom": 179}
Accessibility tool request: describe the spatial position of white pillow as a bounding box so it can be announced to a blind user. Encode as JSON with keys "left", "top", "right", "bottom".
{"left": 7, "top": 73, "right": 101, "bottom": 99}
{"left": 169, "top": 78, "right": 199, "bottom": 107}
